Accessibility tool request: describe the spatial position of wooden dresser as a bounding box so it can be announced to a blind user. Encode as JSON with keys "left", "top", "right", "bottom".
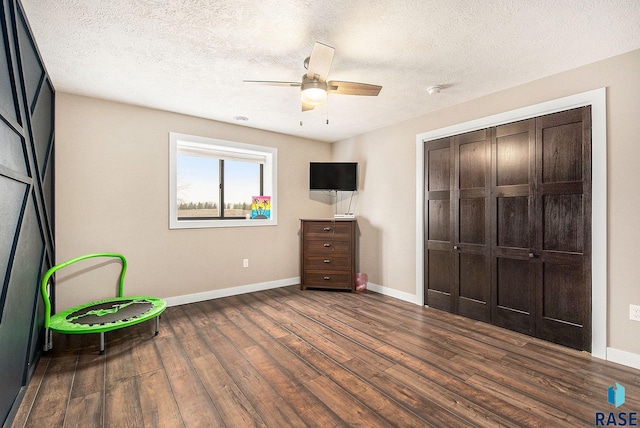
{"left": 300, "top": 219, "right": 356, "bottom": 291}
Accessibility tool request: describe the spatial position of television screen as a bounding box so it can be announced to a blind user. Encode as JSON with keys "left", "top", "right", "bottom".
{"left": 309, "top": 162, "right": 358, "bottom": 191}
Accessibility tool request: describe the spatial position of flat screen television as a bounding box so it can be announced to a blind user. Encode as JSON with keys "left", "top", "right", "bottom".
{"left": 309, "top": 162, "right": 358, "bottom": 191}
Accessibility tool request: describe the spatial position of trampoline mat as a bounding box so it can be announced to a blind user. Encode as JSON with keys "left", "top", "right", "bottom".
{"left": 65, "top": 299, "right": 154, "bottom": 326}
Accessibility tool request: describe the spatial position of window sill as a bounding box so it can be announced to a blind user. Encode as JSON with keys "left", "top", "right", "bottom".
{"left": 169, "top": 217, "right": 277, "bottom": 229}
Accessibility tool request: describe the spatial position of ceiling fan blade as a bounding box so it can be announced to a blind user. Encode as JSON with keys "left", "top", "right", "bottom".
{"left": 302, "top": 102, "right": 315, "bottom": 112}
{"left": 243, "top": 80, "right": 301, "bottom": 87}
{"left": 306, "top": 42, "right": 334, "bottom": 81}
{"left": 327, "top": 81, "right": 382, "bottom": 96}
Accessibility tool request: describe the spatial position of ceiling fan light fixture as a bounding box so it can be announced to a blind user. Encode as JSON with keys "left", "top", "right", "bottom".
{"left": 301, "top": 76, "right": 328, "bottom": 106}
{"left": 301, "top": 87, "right": 327, "bottom": 105}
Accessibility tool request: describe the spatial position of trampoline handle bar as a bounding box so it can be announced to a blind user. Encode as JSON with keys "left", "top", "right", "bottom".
{"left": 40, "top": 253, "right": 128, "bottom": 329}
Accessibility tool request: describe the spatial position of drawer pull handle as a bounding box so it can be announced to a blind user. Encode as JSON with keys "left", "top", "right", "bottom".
{"left": 323, "top": 243, "right": 331, "bottom": 247}
{"left": 324, "top": 259, "right": 331, "bottom": 263}
{"left": 323, "top": 276, "right": 331, "bottom": 280}
{"left": 323, "top": 227, "right": 331, "bottom": 231}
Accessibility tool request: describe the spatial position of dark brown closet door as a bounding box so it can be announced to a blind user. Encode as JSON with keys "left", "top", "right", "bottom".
{"left": 534, "top": 107, "right": 591, "bottom": 351}
{"left": 492, "top": 119, "right": 536, "bottom": 335}
{"left": 424, "top": 106, "right": 591, "bottom": 351}
{"left": 424, "top": 137, "right": 453, "bottom": 311}
{"left": 453, "top": 130, "right": 491, "bottom": 322}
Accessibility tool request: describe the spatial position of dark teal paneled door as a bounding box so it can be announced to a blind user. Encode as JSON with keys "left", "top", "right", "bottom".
{"left": 0, "top": 0, "right": 55, "bottom": 424}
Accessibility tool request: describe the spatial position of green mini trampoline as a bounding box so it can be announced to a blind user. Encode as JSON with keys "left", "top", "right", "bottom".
{"left": 41, "top": 253, "right": 167, "bottom": 354}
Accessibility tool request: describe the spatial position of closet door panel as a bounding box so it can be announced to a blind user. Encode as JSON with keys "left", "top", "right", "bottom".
{"left": 542, "top": 262, "right": 584, "bottom": 325}
{"left": 459, "top": 140, "right": 486, "bottom": 189}
{"left": 496, "top": 258, "right": 531, "bottom": 312}
{"left": 535, "top": 107, "right": 591, "bottom": 351}
{"left": 541, "top": 122, "right": 583, "bottom": 183}
{"left": 537, "top": 258, "right": 586, "bottom": 349}
{"left": 428, "top": 146, "right": 451, "bottom": 191}
{"left": 543, "top": 193, "right": 584, "bottom": 253}
{"left": 428, "top": 200, "right": 449, "bottom": 242}
{"left": 454, "top": 130, "right": 490, "bottom": 321}
{"left": 496, "top": 196, "right": 528, "bottom": 248}
{"left": 426, "top": 249, "right": 452, "bottom": 309}
{"left": 496, "top": 126, "right": 529, "bottom": 186}
{"left": 494, "top": 257, "right": 534, "bottom": 333}
{"left": 424, "top": 137, "right": 453, "bottom": 311}
{"left": 494, "top": 191, "right": 534, "bottom": 334}
{"left": 459, "top": 198, "right": 485, "bottom": 244}
{"left": 458, "top": 252, "right": 490, "bottom": 321}
{"left": 491, "top": 119, "right": 536, "bottom": 335}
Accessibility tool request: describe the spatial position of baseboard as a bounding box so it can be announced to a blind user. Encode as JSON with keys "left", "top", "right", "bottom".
{"left": 164, "top": 277, "right": 300, "bottom": 307}
{"left": 606, "top": 347, "right": 640, "bottom": 370}
{"left": 365, "top": 282, "right": 422, "bottom": 305}
{"left": 165, "top": 278, "right": 422, "bottom": 307}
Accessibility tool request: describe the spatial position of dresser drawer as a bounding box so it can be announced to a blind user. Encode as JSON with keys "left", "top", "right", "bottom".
{"left": 304, "top": 254, "right": 351, "bottom": 271}
{"left": 304, "top": 239, "right": 352, "bottom": 254}
{"left": 303, "top": 221, "right": 353, "bottom": 239}
{"left": 303, "top": 272, "right": 352, "bottom": 289}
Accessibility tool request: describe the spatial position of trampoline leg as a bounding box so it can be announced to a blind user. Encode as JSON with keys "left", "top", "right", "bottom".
{"left": 155, "top": 316, "right": 160, "bottom": 336}
{"left": 99, "top": 332, "right": 105, "bottom": 355}
{"left": 44, "top": 328, "right": 51, "bottom": 351}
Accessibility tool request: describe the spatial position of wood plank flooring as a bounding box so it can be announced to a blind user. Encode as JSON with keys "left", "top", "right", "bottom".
{"left": 11, "top": 286, "right": 640, "bottom": 427}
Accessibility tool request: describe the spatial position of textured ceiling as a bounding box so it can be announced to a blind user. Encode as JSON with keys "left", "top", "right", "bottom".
{"left": 21, "top": 0, "right": 640, "bottom": 142}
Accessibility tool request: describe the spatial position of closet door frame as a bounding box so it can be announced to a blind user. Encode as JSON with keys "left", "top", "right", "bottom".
{"left": 416, "top": 88, "right": 607, "bottom": 360}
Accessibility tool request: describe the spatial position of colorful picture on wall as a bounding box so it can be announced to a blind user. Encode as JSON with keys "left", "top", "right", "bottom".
{"left": 251, "top": 196, "right": 271, "bottom": 219}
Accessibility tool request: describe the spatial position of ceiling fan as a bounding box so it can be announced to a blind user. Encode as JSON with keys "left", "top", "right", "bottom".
{"left": 244, "top": 42, "right": 382, "bottom": 112}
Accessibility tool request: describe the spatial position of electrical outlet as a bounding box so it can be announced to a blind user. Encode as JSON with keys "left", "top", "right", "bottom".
{"left": 243, "top": 258, "right": 249, "bottom": 268}
{"left": 630, "top": 304, "right": 640, "bottom": 321}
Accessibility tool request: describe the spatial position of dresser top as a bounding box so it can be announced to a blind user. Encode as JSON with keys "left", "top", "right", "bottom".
{"left": 300, "top": 218, "right": 356, "bottom": 222}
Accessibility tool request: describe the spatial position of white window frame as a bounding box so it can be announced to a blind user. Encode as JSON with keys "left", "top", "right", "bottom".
{"left": 169, "top": 132, "right": 277, "bottom": 229}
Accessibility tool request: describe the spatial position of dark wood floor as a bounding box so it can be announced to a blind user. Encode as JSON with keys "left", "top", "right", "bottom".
{"left": 11, "top": 285, "right": 640, "bottom": 427}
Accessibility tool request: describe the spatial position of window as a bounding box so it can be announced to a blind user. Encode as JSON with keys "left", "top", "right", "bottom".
{"left": 169, "top": 133, "right": 277, "bottom": 229}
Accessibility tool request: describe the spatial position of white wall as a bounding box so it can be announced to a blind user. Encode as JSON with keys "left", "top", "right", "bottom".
{"left": 55, "top": 93, "right": 332, "bottom": 309}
